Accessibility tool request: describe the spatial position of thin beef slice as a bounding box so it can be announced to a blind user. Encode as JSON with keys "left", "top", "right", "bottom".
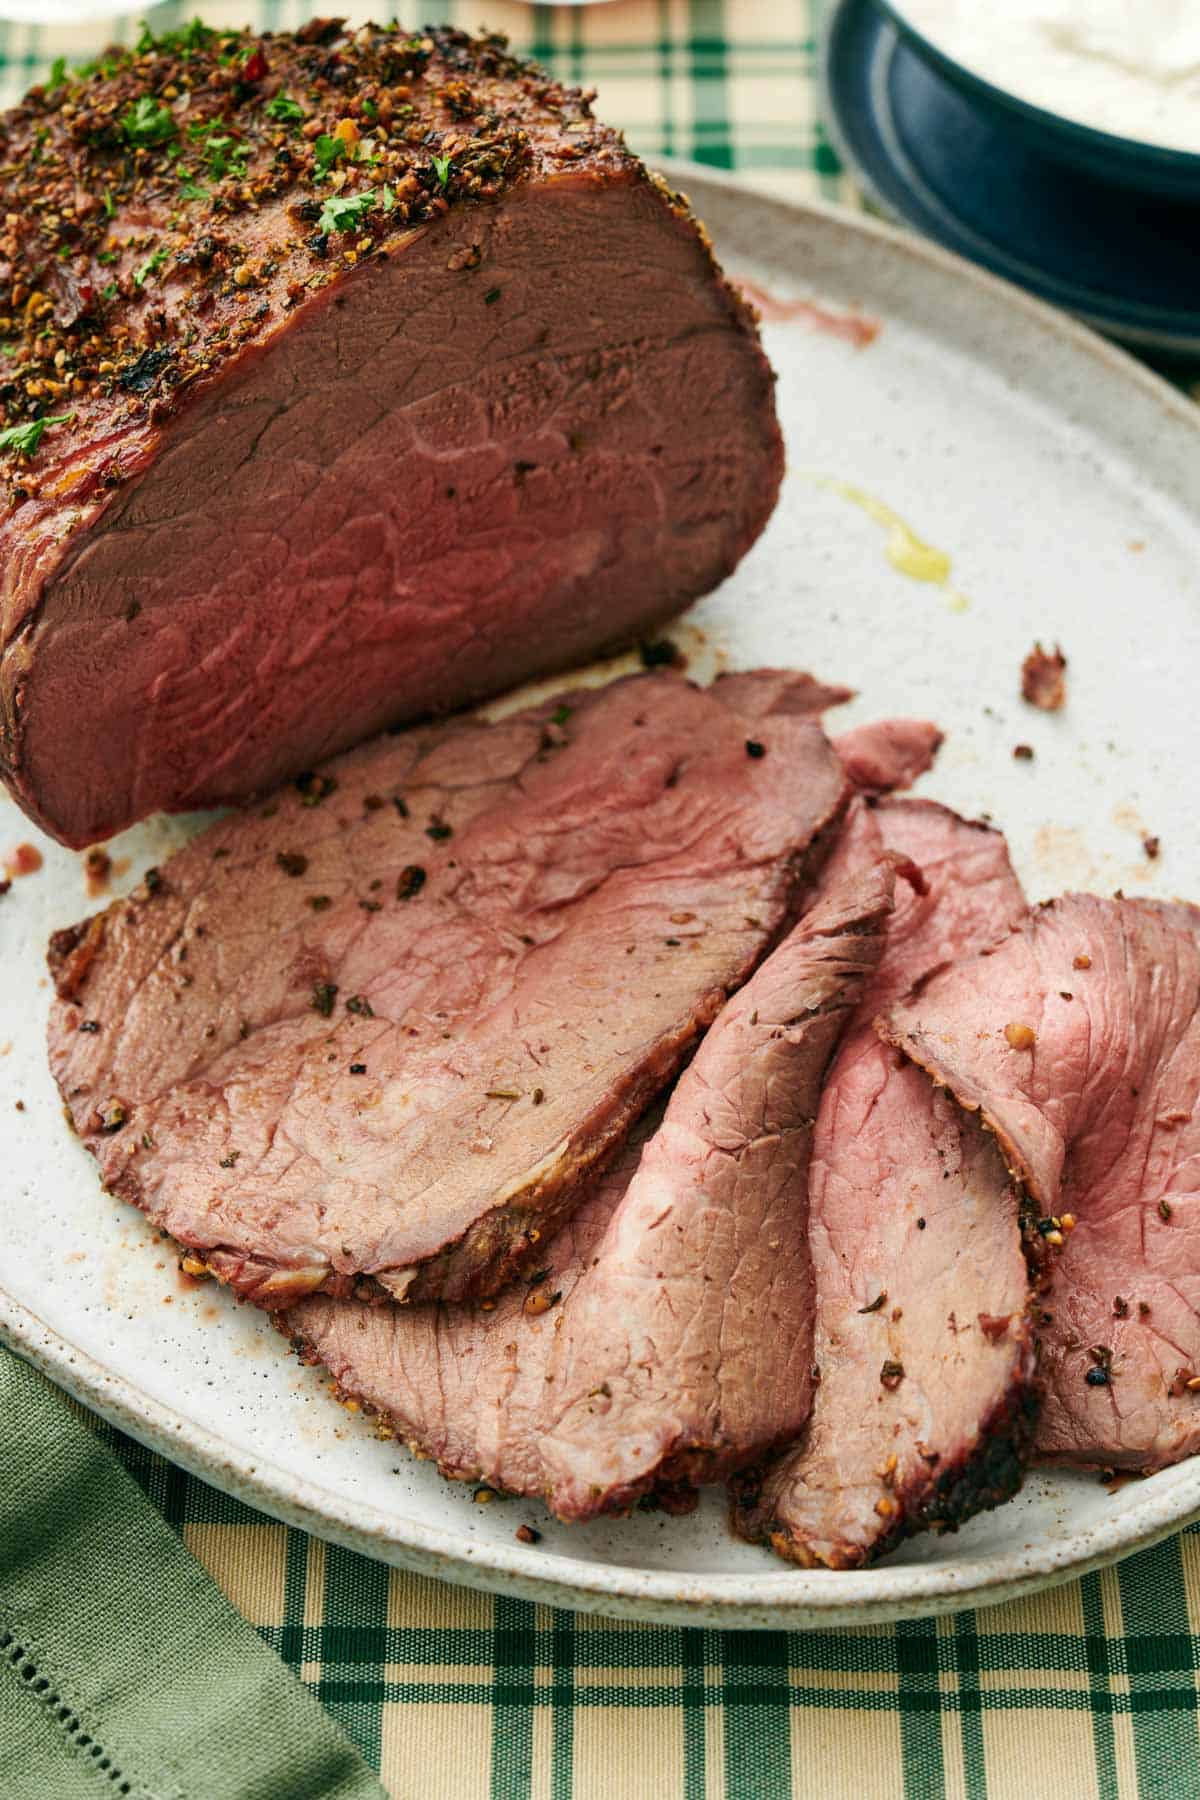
{"left": 287, "top": 861, "right": 895, "bottom": 1519}
{"left": 735, "top": 797, "right": 1035, "bottom": 1568}
{"left": 0, "top": 25, "right": 782, "bottom": 848}
{"left": 883, "top": 893, "right": 1200, "bottom": 1472}
{"left": 47, "top": 670, "right": 847, "bottom": 1307}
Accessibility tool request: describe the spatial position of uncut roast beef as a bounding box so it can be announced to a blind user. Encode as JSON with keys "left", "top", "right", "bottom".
{"left": 883, "top": 893, "right": 1200, "bottom": 1473}
{"left": 46, "top": 670, "right": 848, "bottom": 1307}
{"left": 0, "top": 22, "right": 783, "bottom": 849}
{"left": 735, "top": 797, "right": 1036, "bottom": 1568}
{"left": 287, "top": 862, "right": 894, "bottom": 1519}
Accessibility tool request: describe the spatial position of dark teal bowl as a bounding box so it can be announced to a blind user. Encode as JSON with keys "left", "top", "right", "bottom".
{"left": 880, "top": 2, "right": 1200, "bottom": 198}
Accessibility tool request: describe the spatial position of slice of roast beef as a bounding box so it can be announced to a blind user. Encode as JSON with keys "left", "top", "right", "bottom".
{"left": 882, "top": 893, "right": 1200, "bottom": 1473}
{"left": 287, "top": 861, "right": 894, "bottom": 1519}
{"left": 734, "top": 797, "right": 1035, "bottom": 1568}
{"left": 0, "top": 24, "right": 782, "bottom": 850}
{"left": 832, "top": 720, "right": 943, "bottom": 796}
{"left": 47, "top": 670, "right": 847, "bottom": 1307}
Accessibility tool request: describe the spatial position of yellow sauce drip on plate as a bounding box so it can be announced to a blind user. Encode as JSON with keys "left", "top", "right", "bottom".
{"left": 816, "top": 478, "right": 970, "bottom": 611}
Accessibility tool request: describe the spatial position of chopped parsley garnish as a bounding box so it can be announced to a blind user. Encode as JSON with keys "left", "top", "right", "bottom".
{"left": 203, "top": 134, "right": 246, "bottom": 180}
{"left": 0, "top": 413, "right": 72, "bottom": 456}
{"left": 102, "top": 188, "right": 116, "bottom": 218}
{"left": 134, "top": 247, "right": 169, "bottom": 288}
{"left": 432, "top": 153, "right": 452, "bottom": 187}
{"left": 362, "top": 98, "right": 378, "bottom": 120}
{"left": 137, "top": 18, "right": 215, "bottom": 55}
{"left": 47, "top": 56, "right": 67, "bottom": 90}
{"left": 266, "top": 93, "right": 305, "bottom": 124}
{"left": 550, "top": 704, "right": 571, "bottom": 727}
{"left": 313, "top": 134, "right": 347, "bottom": 176}
{"left": 378, "top": 183, "right": 396, "bottom": 213}
{"left": 484, "top": 287, "right": 501, "bottom": 304}
{"left": 318, "top": 189, "right": 376, "bottom": 234}
{"left": 178, "top": 181, "right": 208, "bottom": 201}
{"left": 121, "top": 95, "right": 178, "bottom": 149}
{"left": 100, "top": 283, "right": 118, "bottom": 302}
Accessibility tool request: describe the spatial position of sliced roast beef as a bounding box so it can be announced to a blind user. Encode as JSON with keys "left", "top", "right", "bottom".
{"left": 47, "top": 670, "right": 847, "bottom": 1307}
{"left": 832, "top": 720, "right": 944, "bottom": 796}
{"left": 287, "top": 861, "right": 894, "bottom": 1519}
{"left": 883, "top": 893, "right": 1200, "bottom": 1472}
{"left": 0, "top": 24, "right": 782, "bottom": 849}
{"left": 734, "top": 797, "right": 1035, "bottom": 1568}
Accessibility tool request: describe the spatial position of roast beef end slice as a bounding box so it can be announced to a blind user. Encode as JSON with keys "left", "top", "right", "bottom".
{"left": 0, "top": 27, "right": 782, "bottom": 849}
{"left": 881, "top": 892, "right": 1200, "bottom": 1473}
{"left": 285, "top": 860, "right": 895, "bottom": 1520}
{"left": 735, "top": 797, "right": 1035, "bottom": 1569}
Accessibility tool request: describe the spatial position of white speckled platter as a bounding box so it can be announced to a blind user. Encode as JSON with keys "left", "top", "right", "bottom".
{"left": 3, "top": 171, "right": 1200, "bottom": 1629}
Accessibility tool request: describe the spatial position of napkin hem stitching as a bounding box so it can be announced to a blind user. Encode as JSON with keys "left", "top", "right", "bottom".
{"left": 2, "top": 1619, "right": 136, "bottom": 1797}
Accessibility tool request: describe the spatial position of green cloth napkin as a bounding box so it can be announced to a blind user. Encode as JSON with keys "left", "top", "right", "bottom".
{"left": 0, "top": 1347, "right": 385, "bottom": 1800}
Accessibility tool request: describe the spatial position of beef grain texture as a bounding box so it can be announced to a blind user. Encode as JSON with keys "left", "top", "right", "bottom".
{"left": 0, "top": 24, "right": 782, "bottom": 849}
{"left": 883, "top": 893, "right": 1200, "bottom": 1473}
{"left": 734, "top": 797, "right": 1036, "bottom": 1569}
{"left": 47, "top": 670, "right": 847, "bottom": 1308}
{"left": 287, "top": 860, "right": 895, "bottom": 1520}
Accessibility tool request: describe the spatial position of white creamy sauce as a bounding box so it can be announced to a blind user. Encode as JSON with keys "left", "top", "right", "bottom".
{"left": 896, "top": 0, "right": 1200, "bottom": 153}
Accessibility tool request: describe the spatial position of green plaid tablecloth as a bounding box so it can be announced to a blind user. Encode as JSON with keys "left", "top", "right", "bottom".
{"left": 4, "top": 5, "right": 1200, "bottom": 1797}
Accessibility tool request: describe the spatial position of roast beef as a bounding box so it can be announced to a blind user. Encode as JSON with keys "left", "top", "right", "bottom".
{"left": 46, "top": 669, "right": 847, "bottom": 1306}
{"left": 832, "top": 720, "right": 944, "bottom": 797}
{"left": 883, "top": 893, "right": 1200, "bottom": 1473}
{"left": 734, "top": 797, "right": 1035, "bottom": 1568}
{"left": 287, "top": 861, "right": 894, "bottom": 1519}
{"left": 0, "top": 23, "right": 782, "bottom": 849}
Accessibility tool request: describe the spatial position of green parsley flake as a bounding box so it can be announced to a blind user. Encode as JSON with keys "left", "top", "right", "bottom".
{"left": 47, "top": 57, "right": 66, "bottom": 90}
{"left": 266, "top": 94, "right": 305, "bottom": 124}
{"left": 179, "top": 181, "right": 208, "bottom": 201}
{"left": 0, "top": 413, "right": 72, "bottom": 457}
{"left": 102, "top": 190, "right": 116, "bottom": 218}
{"left": 134, "top": 247, "right": 169, "bottom": 288}
{"left": 206, "top": 136, "right": 245, "bottom": 180}
{"left": 319, "top": 189, "right": 376, "bottom": 234}
{"left": 138, "top": 18, "right": 215, "bottom": 56}
{"left": 121, "top": 95, "right": 177, "bottom": 149}
{"left": 313, "top": 134, "right": 347, "bottom": 176}
{"left": 432, "top": 154, "right": 452, "bottom": 187}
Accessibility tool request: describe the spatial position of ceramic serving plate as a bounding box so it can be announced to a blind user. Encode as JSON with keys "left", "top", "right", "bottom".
{"left": 3, "top": 171, "right": 1199, "bottom": 1629}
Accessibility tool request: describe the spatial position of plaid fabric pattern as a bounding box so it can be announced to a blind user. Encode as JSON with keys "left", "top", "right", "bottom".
{"left": 70, "top": 1420, "right": 1200, "bottom": 1800}
{"left": 12, "top": 2, "right": 1199, "bottom": 1794}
